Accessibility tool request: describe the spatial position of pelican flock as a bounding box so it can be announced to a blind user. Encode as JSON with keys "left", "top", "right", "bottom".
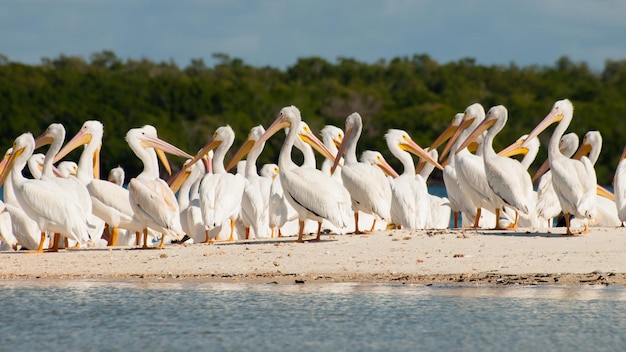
{"left": 1, "top": 99, "right": 624, "bottom": 252}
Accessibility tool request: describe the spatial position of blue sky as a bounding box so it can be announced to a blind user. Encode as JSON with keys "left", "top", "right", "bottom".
{"left": 2, "top": 0, "right": 625, "bottom": 71}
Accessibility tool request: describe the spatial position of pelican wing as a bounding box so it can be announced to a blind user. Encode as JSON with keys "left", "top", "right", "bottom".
{"left": 551, "top": 157, "right": 597, "bottom": 219}
{"left": 341, "top": 163, "right": 392, "bottom": 221}
{"left": 2, "top": 203, "right": 41, "bottom": 250}
{"left": 87, "top": 179, "right": 137, "bottom": 226}
{"left": 242, "top": 178, "right": 268, "bottom": 236}
{"left": 129, "top": 178, "right": 182, "bottom": 235}
{"left": 536, "top": 171, "right": 561, "bottom": 220}
{"left": 20, "top": 181, "right": 83, "bottom": 227}
{"left": 485, "top": 156, "right": 531, "bottom": 214}
{"left": 199, "top": 173, "right": 246, "bottom": 228}
{"left": 456, "top": 153, "right": 500, "bottom": 208}
{"left": 281, "top": 167, "right": 351, "bottom": 227}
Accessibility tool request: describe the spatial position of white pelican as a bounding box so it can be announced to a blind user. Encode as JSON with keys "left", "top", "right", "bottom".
{"left": 445, "top": 105, "right": 501, "bottom": 228}
{"left": 226, "top": 125, "right": 272, "bottom": 239}
{"left": 456, "top": 105, "right": 536, "bottom": 228}
{"left": 431, "top": 113, "right": 473, "bottom": 228}
{"left": 496, "top": 133, "right": 541, "bottom": 228}
{"left": 320, "top": 124, "right": 344, "bottom": 179}
{"left": 249, "top": 106, "right": 352, "bottom": 242}
{"left": 359, "top": 150, "right": 399, "bottom": 231}
{"left": 186, "top": 126, "right": 246, "bottom": 242}
{"left": 385, "top": 129, "right": 443, "bottom": 229}
{"left": 615, "top": 145, "right": 626, "bottom": 226}
{"left": 0, "top": 149, "right": 45, "bottom": 250}
{"left": 331, "top": 112, "right": 393, "bottom": 233}
{"left": 522, "top": 99, "right": 596, "bottom": 235}
{"left": 37, "top": 123, "right": 104, "bottom": 247}
{"left": 253, "top": 123, "right": 325, "bottom": 238}
{"left": 170, "top": 158, "right": 209, "bottom": 243}
{"left": 0, "top": 133, "right": 90, "bottom": 252}
{"left": 569, "top": 131, "right": 619, "bottom": 227}
{"left": 416, "top": 149, "right": 452, "bottom": 229}
{"left": 533, "top": 133, "right": 579, "bottom": 227}
{"left": 126, "top": 125, "right": 192, "bottom": 248}
{"left": 54, "top": 121, "right": 143, "bottom": 247}
{"left": 260, "top": 163, "right": 279, "bottom": 179}
{"left": 108, "top": 166, "right": 125, "bottom": 186}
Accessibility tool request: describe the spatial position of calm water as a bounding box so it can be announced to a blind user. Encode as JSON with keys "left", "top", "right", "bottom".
{"left": 1, "top": 280, "right": 626, "bottom": 352}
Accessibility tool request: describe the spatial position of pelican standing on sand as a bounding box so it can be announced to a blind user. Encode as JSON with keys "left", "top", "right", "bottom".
{"left": 522, "top": 99, "right": 596, "bottom": 235}
{"left": 456, "top": 105, "right": 536, "bottom": 228}
{"left": 186, "top": 126, "right": 246, "bottom": 242}
{"left": 534, "top": 133, "right": 579, "bottom": 227}
{"left": 249, "top": 106, "right": 352, "bottom": 242}
{"left": 385, "top": 129, "right": 443, "bottom": 229}
{"left": 331, "top": 113, "right": 393, "bottom": 233}
{"left": 569, "top": 131, "right": 619, "bottom": 227}
{"left": 0, "top": 149, "right": 44, "bottom": 250}
{"left": 445, "top": 105, "right": 501, "bottom": 228}
{"left": 43, "top": 122, "right": 106, "bottom": 247}
{"left": 55, "top": 121, "right": 144, "bottom": 247}
{"left": 0, "top": 133, "right": 90, "bottom": 252}
{"left": 226, "top": 125, "right": 273, "bottom": 239}
{"left": 126, "top": 126, "right": 192, "bottom": 248}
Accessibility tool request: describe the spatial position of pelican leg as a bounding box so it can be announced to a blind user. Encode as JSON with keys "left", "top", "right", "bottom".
{"left": 245, "top": 227, "right": 250, "bottom": 240}
{"left": 507, "top": 212, "right": 519, "bottom": 229}
{"left": 494, "top": 208, "right": 502, "bottom": 230}
{"left": 313, "top": 222, "right": 322, "bottom": 241}
{"left": 227, "top": 219, "right": 235, "bottom": 242}
{"left": 472, "top": 208, "right": 482, "bottom": 228}
{"left": 142, "top": 229, "right": 149, "bottom": 248}
{"left": 278, "top": 229, "right": 283, "bottom": 237}
{"left": 47, "top": 233, "right": 61, "bottom": 252}
{"left": 69, "top": 241, "right": 80, "bottom": 250}
{"left": 353, "top": 212, "right": 362, "bottom": 234}
{"left": 453, "top": 211, "right": 459, "bottom": 228}
{"left": 157, "top": 233, "right": 166, "bottom": 249}
{"left": 135, "top": 231, "right": 141, "bottom": 246}
{"left": 297, "top": 220, "right": 305, "bottom": 243}
{"left": 203, "top": 229, "right": 214, "bottom": 243}
{"left": 271, "top": 227, "right": 275, "bottom": 238}
{"left": 369, "top": 219, "right": 377, "bottom": 232}
{"left": 26, "top": 232, "right": 47, "bottom": 254}
{"left": 108, "top": 227, "right": 119, "bottom": 247}
{"left": 564, "top": 213, "right": 577, "bottom": 236}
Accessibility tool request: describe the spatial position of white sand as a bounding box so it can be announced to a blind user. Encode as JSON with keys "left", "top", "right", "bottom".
{"left": 2, "top": 227, "right": 626, "bottom": 285}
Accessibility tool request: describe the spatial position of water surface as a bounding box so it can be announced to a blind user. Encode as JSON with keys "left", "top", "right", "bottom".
{"left": 1, "top": 280, "right": 625, "bottom": 351}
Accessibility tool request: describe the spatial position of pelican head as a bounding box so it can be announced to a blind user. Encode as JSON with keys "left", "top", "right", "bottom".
{"left": 456, "top": 105, "right": 507, "bottom": 154}
{"left": 320, "top": 125, "right": 344, "bottom": 150}
{"left": 441, "top": 104, "right": 485, "bottom": 159}
{"left": 0, "top": 133, "right": 35, "bottom": 186}
{"left": 360, "top": 150, "right": 400, "bottom": 178}
{"left": 225, "top": 125, "right": 266, "bottom": 172}
{"left": 330, "top": 112, "right": 362, "bottom": 173}
{"left": 184, "top": 125, "right": 234, "bottom": 172}
{"left": 54, "top": 120, "right": 104, "bottom": 178}
{"left": 522, "top": 99, "right": 573, "bottom": 149}
{"left": 126, "top": 125, "right": 192, "bottom": 175}
{"left": 385, "top": 129, "right": 443, "bottom": 171}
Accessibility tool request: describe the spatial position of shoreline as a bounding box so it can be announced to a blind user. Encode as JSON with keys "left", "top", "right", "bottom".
{"left": 2, "top": 227, "right": 626, "bottom": 286}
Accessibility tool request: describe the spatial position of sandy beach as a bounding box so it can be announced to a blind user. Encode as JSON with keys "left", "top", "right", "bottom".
{"left": 2, "top": 226, "right": 626, "bottom": 286}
